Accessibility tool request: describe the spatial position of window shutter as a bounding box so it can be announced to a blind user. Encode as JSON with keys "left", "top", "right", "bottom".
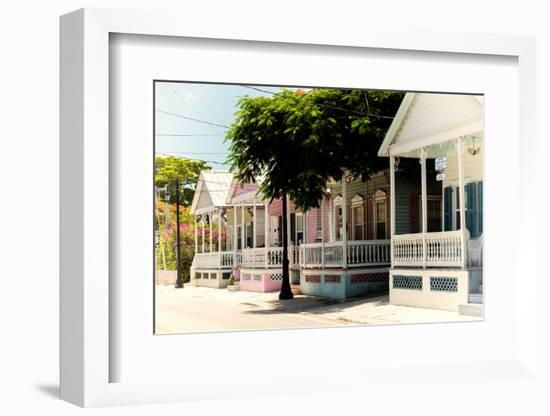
{"left": 476, "top": 181, "right": 483, "bottom": 237}
{"left": 466, "top": 182, "right": 476, "bottom": 236}
{"left": 444, "top": 187, "right": 452, "bottom": 231}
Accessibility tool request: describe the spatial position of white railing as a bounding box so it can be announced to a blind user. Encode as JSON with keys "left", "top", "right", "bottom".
{"left": 240, "top": 245, "right": 300, "bottom": 269}
{"left": 300, "top": 240, "right": 390, "bottom": 269}
{"left": 393, "top": 230, "right": 465, "bottom": 268}
{"left": 192, "top": 251, "right": 234, "bottom": 269}
{"left": 347, "top": 240, "right": 391, "bottom": 266}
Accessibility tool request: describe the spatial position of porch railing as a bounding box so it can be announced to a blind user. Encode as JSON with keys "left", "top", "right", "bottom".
{"left": 241, "top": 246, "right": 301, "bottom": 269}
{"left": 192, "top": 251, "right": 235, "bottom": 269}
{"left": 299, "top": 240, "right": 390, "bottom": 269}
{"left": 393, "top": 230, "right": 465, "bottom": 268}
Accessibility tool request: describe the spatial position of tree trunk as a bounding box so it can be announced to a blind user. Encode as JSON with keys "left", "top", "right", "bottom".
{"left": 279, "top": 193, "right": 294, "bottom": 299}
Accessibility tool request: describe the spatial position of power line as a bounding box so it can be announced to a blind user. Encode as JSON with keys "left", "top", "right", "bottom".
{"left": 155, "top": 134, "right": 223, "bottom": 137}
{"left": 156, "top": 109, "right": 230, "bottom": 129}
{"left": 240, "top": 85, "right": 395, "bottom": 120}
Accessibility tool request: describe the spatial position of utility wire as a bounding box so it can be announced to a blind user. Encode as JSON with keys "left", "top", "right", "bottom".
{"left": 240, "top": 85, "right": 395, "bottom": 120}
{"left": 156, "top": 109, "right": 230, "bottom": 129}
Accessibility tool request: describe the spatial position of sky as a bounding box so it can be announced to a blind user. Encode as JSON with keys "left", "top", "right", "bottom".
{"left": 154, "top": 82, "right": 287, "bottom": 170}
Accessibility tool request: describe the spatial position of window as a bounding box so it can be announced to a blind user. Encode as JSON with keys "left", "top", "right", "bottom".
{"left": 375, "top": 200, "right": 386, "bottom": 239}
{"left": 336, "top": 206, "right": 343, "bottom": 240}
{"left": 296, "top": 212, "right": 304, "bottom": 243}
{"left": 351, "top": 194, "right": 364, "bottom": 241}
{"left": 237, "top": 225, "right": 242, "bottom": 250}
{"left": 333, "top": 195, "right": 344, "bottom": 241}
{"left": 353, "top": 206, "right": 364, "bottom": 240}
{"left": 444, "top": 181, "right": 483, "bottom": 237}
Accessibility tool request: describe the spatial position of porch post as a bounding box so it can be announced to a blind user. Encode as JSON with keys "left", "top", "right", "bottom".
{"left": 209, "top": 212, "right": 213, "bottom": 253}
{"left": 264, "top": 199, "right": 269, "bottom": 268}
{"left": 457, "top": 137, "right": 467, "bottom": 269}
{"left": 321, "top": 197, "right": 325, "bottom": 269}
{"left": 421, "top": 147, "right": 428, "bottom": 269}
{"left": 218, "top": 208, "right": 222, "bottom": 267}
{"left": 342, "top": 174, "right": 348, "bottom": 269}
{"left": 194, "top": 215, "right": 198, "bottom": 254}
{"left": 264, "top": 200, "right": 269, "bottom": 248}
{"left": 201, "top": 217, "right": 205, "bottom": 253}
{"left": 253, "top": 202, "right": 257, "bottom": 249}
{"left": 253, "top": 201, "right": 257, "bottom": 268}
{"left": 286, "top": 194, "right": 291, "bottom": 265}
{"left": 233, "top": 205, "right": 238, "bottom": 266}
{"left": 389, "top": 156, "right": 396, "bottom": 266}
{"left": 241, "top": 203, "right": 245, "bottom": 248}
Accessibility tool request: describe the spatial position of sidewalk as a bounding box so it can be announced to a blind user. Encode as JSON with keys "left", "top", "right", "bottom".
{"left": 155, "top": 285, "right": 479, "bottom": 334}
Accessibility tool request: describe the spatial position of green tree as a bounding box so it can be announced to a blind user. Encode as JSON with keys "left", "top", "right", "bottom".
{"left": 155, "top": 155, "right": 211, "bottom": 205}
{"left": 226, "top": 88, "right": 403, "bottom": 299}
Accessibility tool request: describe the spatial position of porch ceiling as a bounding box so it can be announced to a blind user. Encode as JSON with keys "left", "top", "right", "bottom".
{"left": 379, "top": 92, "right": 483, "bottom": 158}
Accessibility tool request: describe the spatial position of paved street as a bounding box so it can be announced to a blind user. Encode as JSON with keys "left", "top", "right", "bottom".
{"left": 155, "top": 285, "right": 479, "bottom": 334}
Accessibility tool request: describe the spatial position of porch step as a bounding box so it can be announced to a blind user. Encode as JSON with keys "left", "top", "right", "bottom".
{"left": 459, "top": 303, "right": 483, "bottom": 317}
{"left": 468, "top": 293, "right": 483, "bottom": 304}
{"left": 227, "top": 284, "right": 240, "bottom": 292}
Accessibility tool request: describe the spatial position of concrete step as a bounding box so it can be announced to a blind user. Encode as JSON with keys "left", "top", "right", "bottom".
{"left": 459, "top": 303, "right": 484, "bottom": 317}
{"left": 227, "top": 284, "right": 240, "bottom": 292}
{"left": 468, "top": 293, "right": 483, "bottom": 304}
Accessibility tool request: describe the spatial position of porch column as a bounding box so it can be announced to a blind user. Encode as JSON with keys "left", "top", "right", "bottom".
{"left": 321, "top": 197, "right": 325, "bottom": 269}
{"left": 253, "top": 202, "right": 257, "bottom": 248}
{"left": 286, "top": 194, "right": 291, "bottom": 265}
{"left": 342, "top": 174, "right": 348, "bottom": 269}
{"left": 457, "top": 137, "right": 467, "bottom": 269}
{"left": 201, "top": 217, "right": 205, "bottom": 253}
{"left": 233, "top": 205, "right": 238, "bottom": 266}
{"left": 241, "top": 203, "right": 245, "bottom": 248}
{"left": 209, "top": 212, "right": 213, "bottom": 253}
{"left": 253, "top": 202, "right": 257, "bottom": 268}
{"left": 421, "top": 147, "right": 428, "bottom": 269}
{"left": 194, "top": 215, "right": 198, "bottom": 254}
{"left": 389, "top": 156, "right": 396, "bottom": 265}
{"left": 264, "top": 199, "right": 269, "bottom": 248}
{"left": 218, "top": 208, "right": 222, "bottom": 267}
{"left": 264, "top": 199, "right": 269, "bottom": 269}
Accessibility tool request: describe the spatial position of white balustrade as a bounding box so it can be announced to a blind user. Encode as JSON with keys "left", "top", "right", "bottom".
{"left": 393, "top": 230, "right": 464, "bottom": 267}
{"left": 192, "top": 251, "right": 234, "bottom": 269}
{"left": 300, "top": 240, "right": 389, "bottom": 269}
{"left": 347, "top": 240, "right": 391, "bottom": 266}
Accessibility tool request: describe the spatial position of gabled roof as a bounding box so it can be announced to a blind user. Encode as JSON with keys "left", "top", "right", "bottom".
{"left": 225, "top": 175, "right": 264, "bottom": 204}
{"left": 190, "top": 170, "right": 234, "bottom": 214}
{"left": 378, "top": 92, "right": 483, "bottom": 157}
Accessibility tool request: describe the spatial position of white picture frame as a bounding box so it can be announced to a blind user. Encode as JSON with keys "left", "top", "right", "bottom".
{"left": 60, "top": 8, "right": 538, "bottom": 407}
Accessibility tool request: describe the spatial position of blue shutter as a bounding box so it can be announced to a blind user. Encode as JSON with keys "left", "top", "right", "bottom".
{"left": 476, "top": 181, "right": 483, "bottom": 237}
{"left": 444, "top": 187, "right": 452, "bottom": 231}
{"left": 466, "top": 182, "right": 476, "bottom": 236}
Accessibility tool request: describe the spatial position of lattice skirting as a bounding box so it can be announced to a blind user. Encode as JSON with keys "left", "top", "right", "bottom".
{"left": 324, "top": 275, "right": 341, "bottom": 283}
{"left": 393, "top": 275, "right": 423, "bottom": 290}
{"left": 350, "top": 272, "right": 389, "bottom": 284}
{"left": 305, "top": 275, "right": 320, "bottom": 283}
{"left": 430, "top": 276, "right": 458, "bottom": 292}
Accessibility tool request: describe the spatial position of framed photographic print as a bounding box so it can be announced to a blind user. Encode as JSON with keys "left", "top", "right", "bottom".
{"left": 60, "top": 7, "right": 538, "bottom": 408}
